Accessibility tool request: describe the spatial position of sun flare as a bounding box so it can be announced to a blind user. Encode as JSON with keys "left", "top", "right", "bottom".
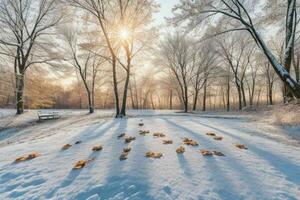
{"left": 118, "top": 28, "right": 131, "bottom": 40}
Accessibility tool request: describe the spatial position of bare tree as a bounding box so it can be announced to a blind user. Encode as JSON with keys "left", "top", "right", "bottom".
{"left": 62, "top": 26, "right": 106, "bottom": 113}
{"left": 218, "top": 36, "right": 251, "bottom": 110}
{"left": 69, "top": 0, "right": 156, "bottom": 117}
{"left": 159, "top": 33, "right": 194, "bottom": 112}
{"left": 0, "top": 0, "right": 62, "bottom": 114}
{"left": 191, "top": 42, "right": 218, "bottom": 111}
{"left": 172, "top": 0, "right": 300, "bottom": 99}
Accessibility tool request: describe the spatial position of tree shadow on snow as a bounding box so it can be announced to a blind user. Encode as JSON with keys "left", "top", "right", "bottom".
{"left": 162, "top": 117, "right": 266, "bottom": 200}
{"left": 73, "top": 118, "right": 155, "bottom": 200}
{"left": 191, "top": 118, "right": 300, "bottom": 186}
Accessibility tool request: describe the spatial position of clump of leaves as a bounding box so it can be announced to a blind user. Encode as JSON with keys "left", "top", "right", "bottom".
{"left": 235, "top": 144, "right": 248, "bottom": 149}
{"left": 125, "top": 136, "right": 136, "bottom": 143}
{"left": 92, "top": 145, "right": 103, "bottom": 152}
{"left": 61, "top": 144, "right": 72, "bottom": 150}
{"left": 73, "top": 158, "right": 95, "bottom": 170}
{"left": 163, "top": 140, "right": 173, "bottom": 144}
{"left": 145, "top": 151, "right": 163, "bottom": 158}
{"left": 213, "top": 136, "right": 223, "bottom": 141}
{"left": 206, "top": 132, "right": 216, "bottom": 136}
{"left": 15, "top": 152, "right": 40, "bottom": 163}
{"left": 139, "top": 130, "right": 150, "bottom": 136}
{"left": 123, "top": 147, "right": 131, "bottom": 153}
{"left": 213, "top": 151, "right": 225, "bottom": 156}
{"left": 182, "top": 138, "right": 198, "bottom": 146}
{"left": 200, "top": 150, "right": 213, "bottom": 156}
{"left": 176, "top": 146, "right": 185, "bottom": 153}
{"left": 153, "top": 132, "right": 166, "bottom": 138}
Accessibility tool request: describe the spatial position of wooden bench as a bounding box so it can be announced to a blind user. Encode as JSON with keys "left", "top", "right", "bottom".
{"left": 37, "top": 111, "right": 60, "bottom": 121}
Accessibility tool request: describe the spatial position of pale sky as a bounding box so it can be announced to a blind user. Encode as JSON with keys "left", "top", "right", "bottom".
{"left": 154, "top": 0, "right": 179, "bottom": 25}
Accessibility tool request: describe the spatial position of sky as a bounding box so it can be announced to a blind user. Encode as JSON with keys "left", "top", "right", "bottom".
{"left": 154, "top": 0, "right": 179, "bottom": 25}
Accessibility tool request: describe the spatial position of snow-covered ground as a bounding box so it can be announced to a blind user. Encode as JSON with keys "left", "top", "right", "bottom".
{"left": 0, "top": 110, "right": 300, "bottom": 199}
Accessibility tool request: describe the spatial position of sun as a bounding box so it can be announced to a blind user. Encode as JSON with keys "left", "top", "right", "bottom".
{"left": 118, "top": 28, "right": 131, "bottom": 41}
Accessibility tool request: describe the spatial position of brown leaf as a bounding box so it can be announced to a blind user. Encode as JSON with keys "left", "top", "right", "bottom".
{"left": 123, "top": 147, "right": 131, "bottom": 153}
{"left": 153, "top": 132, "right": 165, "bottom": 138}
{"left": 213, "top": 151, "right": 225, "bottom": 156}
{"left": 145, "top": 151, "right": 163, "bottom": 158}
{"left": 73, "top": 158, "right": 95, "bottom": 170}
{"left": 15, "top": 152, "right": 40, "bottom": 163}
{"left": 213, "top": 136, "right": 223, "bottom": 141}
{"left": 182, "top": 138, "right": 198, "bottom": 146}
{"left": 235, "top": 144, "right": 248, "bottom": 149}
{"left": 163, "top": 140, "right": 173, "bottom": 144}
{"left": 125, "top": 136, "right": 136, "bottom": 143}
{"left": 176, "top": 146, "right": 185, "bottom": 153}
{"left": 92, "top": 145, "right": 103, "bottom": 152}
{"left": 206, "top": 132, "right": 216, "bottom": 136}
{"left": 61, "top": 144, "right": 72, "bottom": 150}
{"left": 200, "top": 150, "right": 213, "bottom": 156}
{"left": 119, "top": 152, "right": 128, "bottom": 160}
{"left": 139, "top": 130, "right": 150, "bottom": 136}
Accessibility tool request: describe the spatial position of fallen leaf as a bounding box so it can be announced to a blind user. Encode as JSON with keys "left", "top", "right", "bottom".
{"left": 213, "top": 151, "right": 225, "bottom": 156}
{"left": 92, "top": 145, "right": 103, "bottom": 152}
{"left": 176, "top": 146, "right": 185, "bottom": 153}
{"left": 119, "top": 152, "right": 128, "bottom": 160}
{"left": 125, "top": 136, "right": 136, "bottom": 143}
{"left": 123, "top": 147, "right": 131, "bottom": 153}
{"left": 182, "top": 138, "right": 198, "bottom": 146}
{"left": 62, "top": 144, "right": 72, "bottom": 150}
{"left": 75, "top": 141, "right": 82, "bottom": 144}
{"left": 73, "top": 158, "right": 95, "bottom": 170}
{"left": 15, "top": 152, "right": 40, "bottom": 163}
{"left": 206, "top": 132, "right": 216, "bottom": 136}
{"left": 153, "top": 132, "right": 165, "bottom": 138}
{"left": 200, "top": 150, "right": 213, "bottom": 156}
{"left": 118, "top": 133, "right": 125, "bottom": 139}
{"left": 235, "top": 144, "right": 248, "bottom": 149}
{"left": 145, "top": 151, "right": 163, "bottom": 158}
{"left": 163, "top": 140, "right": 173, "bottom": 144}
{"left": 139, "top": 130, "right": 150, "bottom": 135}
{"left": 213, "top": 136, "right": 223, "bottom": 141}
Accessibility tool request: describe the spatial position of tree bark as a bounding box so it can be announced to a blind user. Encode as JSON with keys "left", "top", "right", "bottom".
{"left": 249, "top": 26, "right": 300, "bottom": 98}
{"left": 112, "top": 58, "right": 120, "bottom": 117}
{"left": 202, "top": 79, "right": 207, "bottom": 111}
{"left": 226, "top": 75, "right": 230, "bottom": 112}
{"left": 120, "top": 69, "right": 130, "bottom": 116}
{"left": 169, "top": 89, "right": 173, "bottom": 110}
{"left": 193, "top": 89, "right": 199, "bottom": 111}
{"left": 16, "top": 73, "right": 25, "bottom": 115}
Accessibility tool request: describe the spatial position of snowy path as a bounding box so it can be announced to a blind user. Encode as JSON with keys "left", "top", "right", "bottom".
{"left": 0, "top": 115, "right": 300, "bottom": 200}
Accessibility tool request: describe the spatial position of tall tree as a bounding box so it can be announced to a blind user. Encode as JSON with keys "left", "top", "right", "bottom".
{"left": 159, "top": 33, "right": 194, "bottom": 112}
{"left": 172, "top": 0, "right": 300, "bottom": 99}
{"left": 0, "top": 0, "right": 61, "bottom": 114}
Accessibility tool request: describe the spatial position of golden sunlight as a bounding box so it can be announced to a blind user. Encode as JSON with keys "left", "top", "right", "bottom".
{"left": 118, "top": 28, "right": 131, "bottom": 41}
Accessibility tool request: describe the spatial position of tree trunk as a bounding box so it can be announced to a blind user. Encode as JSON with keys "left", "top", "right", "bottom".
{"left": 120, "top": 69, "right": 130, "bottom": 116}
{"left": 269, "top": 84, "right": 273, "bottom": 105}
{"left": 169, "top": 89, "right": 173, "bottom": 110}
{"left": 183, "top": 81, "right": 188, "bottom": 113}
{"left": 112, "top": 58, "right": 120, "bottom": 117}
{"left": 241, "top": 82, "right": 247, "bottom": 107}
{"left": 193, "top": 89, "right": 199, "bottom": 111}
{"left": 16, "top": 73, "right": 25, "bottom": 115}
{"left": 202, "top": 80, "right": 207, "bottom": 111}
{"left": 249, "top": 27, "right": 300, "bottom": 98}
{"left": 226, "top": 76, "right": 230, "bottom": 112}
